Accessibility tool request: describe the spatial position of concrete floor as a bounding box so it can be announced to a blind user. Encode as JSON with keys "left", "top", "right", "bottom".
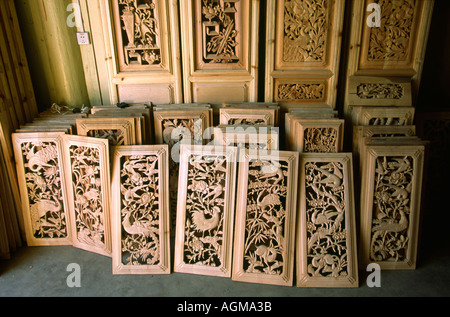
{"left": 1, "top": 216, "right": 449, "bottom": 298}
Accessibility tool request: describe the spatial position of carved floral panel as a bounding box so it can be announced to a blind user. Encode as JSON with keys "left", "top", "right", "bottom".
{"left": 298, "top": 154, "right": 358, "bottom": 287}
{"left": 64, "top": 136, "right": 111, "bottom": 257}
{"left": 87, "top": 129, "right": 125, "bottom": 146}
{"left": 199, "top": 0, "right": 241, "bottom": 65}
{"left": 357, "top": 83, "right": 404, "bottom": 100}
{"left": 303, "top": 128, "right": 339, "bottom": 153}
{"left": 367, "top": 0, "right": 416, "bottom": 62}
{"left": 175, "top": 145, "right": 237, "bottom": 277}
{"left": 115, "top": 0, "right": 162, "bottom": 69}
{"left": 12, "top": 133, "right": 71, "bottom": 246}
{"left": 233, "top": 150, "right": 298, "bottom": 286}
{"left": 282, "top": 0, "right": 330, "bottom": 63}
{"left": 112, "top": 146, "right": 170, "bottom": 274}
{"left": 276, "top": 81, "right": 327, "bottom": 103}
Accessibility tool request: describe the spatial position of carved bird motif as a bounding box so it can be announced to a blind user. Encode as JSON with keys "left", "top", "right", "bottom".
{"left": 30, "top": 199, "right": 61, "bottom": 232}
{"left": 191, "top": 206, "right": 221, "bottom": 233}
{"left": 122, "top": 209, "right": 157, "bottom": 238}
{"left": 315, "top": 163, "right": 343, "bottom": 188}
{"left": 256, "top": 189, "right": 281, "bottom": 213}
{"left": 372, "top": 210, "right": 408, "bottom": 234}
{"left": 204, "top": 179, "right": 224, "bottom": 203}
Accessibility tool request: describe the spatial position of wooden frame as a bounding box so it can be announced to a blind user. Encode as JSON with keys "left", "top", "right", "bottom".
{"left": 219, "top": 106, "right": 279, "bottom": 127}
{"left": 174, "top": 145, "right": 238, "bottom": 277}
{"left": 265, "top": 0, "right": 345, "bottom": 109}
{"left": 111, "top": 145, "right": 171, "bottom": 274}
{"left": 232, "top": 149, "right": 299, "bottom": 286}
{"left": 297, "top": 153, "right": 358, "bottom": 288}
{"left": 180, "top": 0, "right": 260, "bottom": 104}
{"left": 351, "top": 106, "right": 415, "bottom": 126}
{"left": 292, "top": 119, "right": 345, "bottom": 153}
{"left": 76, "top": 117, "right": 137, "bottom": 146}
{"left": 213, "top": 125, "right": 279, "bottom": 151}
{"left": 360, "top": 141, "right": 427, "bottom": 270}
{"left": 12, "top": 132, "right": 72, "bottom": 246}
{"left": 62, "top": 135, "right": 112, "bottom": 257}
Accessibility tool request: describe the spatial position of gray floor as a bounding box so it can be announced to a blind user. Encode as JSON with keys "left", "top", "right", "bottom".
{"left": 1, "top": 223, "right": 449, "bottom": 298}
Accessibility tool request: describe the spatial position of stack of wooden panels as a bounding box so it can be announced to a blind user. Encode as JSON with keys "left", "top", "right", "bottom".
{"left": 14, "top": 110, "right": 87, "bottom": 135}
{"left": 284, "top": 108, "right": 343, "bottom": 152}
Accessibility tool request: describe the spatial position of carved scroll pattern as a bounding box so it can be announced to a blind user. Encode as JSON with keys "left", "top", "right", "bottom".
{"left": 283, "top": 0, "right": 329, "bottom": 62}
{"left": 228, "top": 118, "right": 267, "bottom": 125}
{"left": 119, "top": 155, "right": 161, "bottom": 265}
{"left": 21, "top": 141, "right": 67, "bottom": 239}
{"left": 278, "top": 83, "right": 326, "bottom": 101}
{"left": 87, "top": 129, "right": 125, "bottom": 146}
{"left": 357, "top": 84, "right": 404, "bottom": 100}
{"left": 367, "top": 0, "right": 416, "bottom": 62}
{"left": 305, "top": 162, "right": 348, "bottom": 278}
{"left": 304, "top": 128, "right": 338, "bottom": 153}
{"left": 243, "top": 159, "right": 289, "bottom": 275}
{"left": 201, "top": 0, "right": 240, "bottom": 64}
{"left": 117, "top": 0, "right": 162, "bottom": 67}
{"left": 370, "top": 156, "right": 412, "bottom": 262}
{"left": 69, "top": 145, "right": 105, "bottom": 249}
{"left": 183, "top": 154, "right": 227, "bottom": 267}
{"left": 368, "top": 117, "right": 408, "bottom": 125}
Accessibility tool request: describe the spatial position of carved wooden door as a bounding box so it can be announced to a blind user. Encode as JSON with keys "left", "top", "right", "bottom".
{"left": 81, "top": 0, "right": 183, "bottom": 105}
{"left": 265, "top": 0, "right": 346, "bottom": 110}
{"left": 179, "top": 0, "right": 260, "bottom": 105}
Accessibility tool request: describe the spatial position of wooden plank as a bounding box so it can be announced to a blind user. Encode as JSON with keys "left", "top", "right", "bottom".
{"left": 296, "top": 153, "right": 358, "bottom": 288}
{"left": 232, "top": 149, "right": 299, "bottom": 286}
{"left": 111, "top": 145, "right": 171, "bottom": 275}
{"left": 174, "top": 145, "right": 238, "bottom": 277}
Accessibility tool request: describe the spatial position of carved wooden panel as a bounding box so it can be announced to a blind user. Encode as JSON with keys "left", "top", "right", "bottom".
{"left": 232, "top": 150, "right": 299, "bottom": 286}
{"left": 63, "top": 135, "right": 112, "bottom": 257}
{"left": 291, "top": 119, "right": 344, "bottom": 153}
{"left": 180, "top": 0, "right": 259, "bottom": 104}
{"left": 174, "top": 145, "right": 237, "bottom": 277}
{"left": 297, "top": 153, "right": 358, "bottom": 287}
{"left": 111, "top": 145, "right": 170, "bottom": 274}
{"left": 265, "top": 0, "right": 346, "bottom": 109}
{"left": 351, "top": 106, "right": 415, "bottom": 126}
{"left": 153, "top": 107, "right": 213, "bottom": 235}
{"left": 12, "top": 132, "right": 71, "bottom": 246}
{"left": 219, "top": 106, "right": 279, "bottom": 127}
{"left": 343, "top": 0, "right": 434, "bottom": 112}
{"left": 76, "top": 117, "right": 137, "bottom": 146}
{"left": 213, "top": 125, "right": 279, "bottom": 151}
{"left": 360, "top": 141, "right": 427, "bottom": 269}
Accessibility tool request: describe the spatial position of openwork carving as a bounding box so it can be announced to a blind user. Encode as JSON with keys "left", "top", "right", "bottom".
{"left": 360, "top": 142, "right": 426, "bottom": 269}
{"left": 297, "top": 154, "right": 358, "bottom": 287}
{"left": 12, "top": 133, "right": 71, "bottom": 246}
{"left": 283, "top": 0, "right": 329, "bottom": 62}
{"left": 111, "top": 145, "right": 170, "bottom": 274}
{"left": 117, "top": 0, "right": 161, "bottom": 67}
{"left": 64, "top": 136, "right": 111, "bottom": 256}
{"left": 303, "top": 128, "right": 339, "bottom": 153}
{"left": 367, "top": 0, "right": 416, "bottom": 62}
{"left": 233, "top": 150, "right": 298, "bottom": 286}
{"left": 291, "top": 119, "right": 344, "bottom": 153}
{"left": 175, "top": 145, "right": 237, "bottom": 277}
{"left": 357, "top": 83, "right": 404, "bottom": 100}
{"left": 201, "top": 0, "right": 240, "bottom": 64}
{"left": 76, "top": 118, "right": 137, "bottom": 146}
{"left": 277, "top": 82, "right": 326, "bottom": 101}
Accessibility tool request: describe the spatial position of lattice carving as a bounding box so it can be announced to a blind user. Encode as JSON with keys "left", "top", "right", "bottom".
{"left": 357, "top": 83, "right": 404, "bottom": 100}
{"left": 175, "top": 145, "right": 237, "bottom": 277}
{"left": 112, "top": 146, "right": 170, "bottom": 274}
{"left": 233, "top": 150, "right": 298, "bottom": 286}
{"left": 277, "top": 82, "right": 326, "bottom": 101}
{"left": 283, "top": 0, "right": 330, "bottom": 63}
{"left": 117, "top": 0, "right": 162, "bottom": 67}
{"left": 201, "top": 0, "right": 240, "bottom": 64}
{"left": 367, "top": 0, "right": 416, "bottom": 62}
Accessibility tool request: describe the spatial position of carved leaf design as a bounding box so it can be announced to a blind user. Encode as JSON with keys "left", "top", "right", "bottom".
{"left": 303, "top": 128, "right": 338, "bottom": 153}
{"left": 277, "top": 83, "right": 326, "bottom": 101}
{"left": 357, "top": 84, "right": 404, "bottom": 100}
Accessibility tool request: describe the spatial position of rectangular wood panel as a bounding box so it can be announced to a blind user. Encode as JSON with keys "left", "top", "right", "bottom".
{"left": 111, "top": 145, "right": 171, "bottom": 274}
{"left": 297, "top": 153, "right": 358, "bottom": 287}
{"left": 174, "top": 145, "right": 237, "bottom": 277}
{"left": 63, "top": 135, "right": 112, "bottom": 257}
{"left": 232, "top": 149, "right": 299, "bottom": 286}
{"left": 265, "top": 0, "right": 345, "bottom": 109}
